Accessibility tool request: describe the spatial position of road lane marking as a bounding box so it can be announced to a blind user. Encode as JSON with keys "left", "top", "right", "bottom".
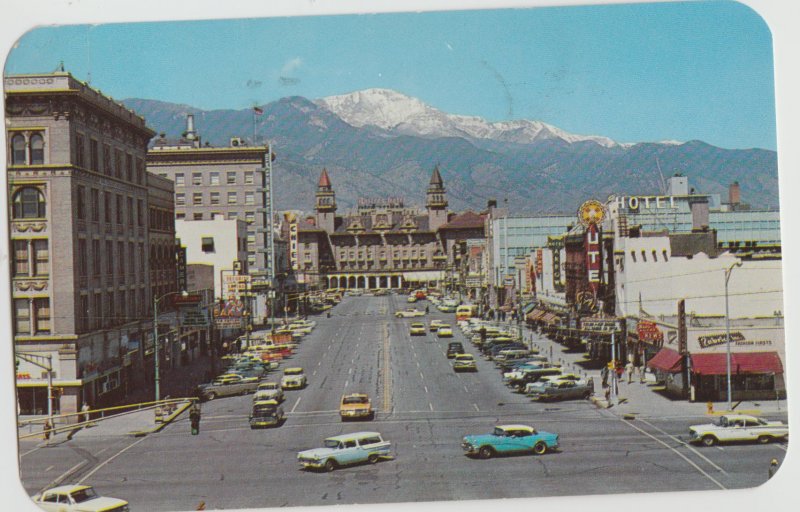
{"left": 473, "top": 404, "right": 480, "bottom": 412}
{"left": 45, "top": 465, "right": 54, "bottom": 472}
{"left": 313, "top": 369, "right": 317, "bottom": 376}
{"left": 382, "top": 323, "right": 392, "bottom": 413}
{"left": 39, "top": 460, "right": 88, "bottom": 494}
{"left": 419, "top": 372, "right": 424, "bottom": 380}
{"left": 291, "top": 396, "right": 303, "bottom": 413}
{"left": 464, "top": 385, "right": 469, "bottom": 393}
{"left": 429, "top": 403, "right": 434, "bottom": 411}
{"left": 619, "top": 418, "right": 727, "bottom": 490}
{"left": 77, "top": 436, "right": 148, "bottom": 485}
{"left": 345, "top": 380, "right": 349, "bottom": 388}
{"left": 639, "top": 419, "right": 728, "bottom": 475}
{"left": 20, "top": 446, "right": 42, "bottom": 458}
{"left": 424, "top": 385, "right": 429, "bottom": 393}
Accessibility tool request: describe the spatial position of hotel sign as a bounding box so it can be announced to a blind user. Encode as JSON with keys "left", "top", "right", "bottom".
{"left": 613, "top": 195, "right": 678, "bottom": 210}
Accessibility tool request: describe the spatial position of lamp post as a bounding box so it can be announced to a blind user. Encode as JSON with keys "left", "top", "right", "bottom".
{"left": 153, "top": 290, "right": 187, "bottom": 402}
{"left": 724, "top": 260, "right": 742, "bottom": 411}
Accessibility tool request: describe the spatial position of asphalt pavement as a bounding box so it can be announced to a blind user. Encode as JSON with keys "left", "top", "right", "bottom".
{"left": 17, "top": 294, "right": 789, "bottom": 511}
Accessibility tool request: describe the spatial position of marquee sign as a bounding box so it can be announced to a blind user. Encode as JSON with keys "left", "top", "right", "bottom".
{"left": 585, "top": 223, "right": 601, "bottom": 293}
{"left": 577, "top": 199, "right": 606, "bottom": 228}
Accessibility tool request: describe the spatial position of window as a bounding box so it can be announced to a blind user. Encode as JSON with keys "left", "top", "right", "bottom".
{"left": 108, "top": 292, "right": 115, "bottom": 324}
{"left": 33, "top": 240, "right": 48, "bottom": 276}
{"left": 652, "top": 250, "right": 658, "bottom": 262}
{"left": 14, "top": 299, "right": 31, "bottom": 334}
{"left": 90, "top": 139, "right": 99, "bottom": 171}
{"left": 193, "top": 192, "right": 203, "bottom": 205}
{"left": 106, "top": 241, "right": 114, "bottom": 274}
{"left": 30, "top": 133, "right": 45, "bottom": 165}
{"left": 210, "top": 172, "right": 220, "bottom": 185}
{"left": 114, "top": 149, "right": 122, "bottom": 178}
{"left": 75, "top": 133, "right": 85, "bottom": 167}
{"left": 201, "top": 237, "right": 215, "bottom": 252}
{"left": 210, "top": 192, "right": 220, "bottom": 205}
{"left": 192, "top": 172, "right": 203, "bottom": 186}
{"left": 139, "top": 243, "right": 145, "bottom": 275}
{"left": 12, "top": 240, "right": 28, "bottom": 276}
{"left": 93, "top": 293, "right": 103, "bottom": 329}
{"left": 129, "top": 242, "right": 135, "bottom": 274}
{"left": 126, "top": 154, "right": 133, "bottom": 182}
{"left": 227, "top": 171, "right": 236, "bottom": 184}
{"left": 175, "top": 173, "right": 185, "bottom": 186}
{"left": 136, "top": 157, "right": 144, "bottom": 184}
{"left": 92, "top": 239, "right": 101, "bottom": 275}
{"left": 193, "top": 212, "right": 204, "bottom": 220}
{"left": 128, "top": 197, "right": 134, "bottom": 225}
{"left": 118, "top": 242, "right": 125, "bottom": 275}
{"left": 227, "top": 192, "right": 237, "bottom": 204}
{"left": 176, "top": 212, "right": 185, "bottom": 220}
{"left": 244, "top": 171, "right": 254, "bottom": 185}
{"left": 104, "top": 192, "right": 112, "bottom": 222}
{"left": 11, "top": 134, "right": 26, "bottom": 164}
{"left": 34, "top": 298, "right": 50, "bottom": 333}
{"left": 116, "top": 195, "right": 123, "bottom": 224}
{"left": 245, "top": 191, "right": 255, "bottom": 205}
{"left": 12, "top": 187, "right": 46, "bottom": 218}
{"left": 641, "top": 250, "right": 647, "bottom": 262}
{"left": 245, "top": 211, "right": 255, "bottom": 224}
{"left": 77, "top": 239, "right": 87, "bottom": 277}
{"left": 176, "top": 193, "right": 186, "bottom": 206}
{"left": 102, "top": 143, "right": 111, "bottom": 175}
{"left": 137, "top": 199, "right": 144, "bottom": 226}
{"left": 76, "top": 186, "right": 86, "bottom": 220}
{"left": 227, "top": 212, "right": 237, "bottom": 220}
{"left": 91, "top": 189, "right": 99, "bottom": 221}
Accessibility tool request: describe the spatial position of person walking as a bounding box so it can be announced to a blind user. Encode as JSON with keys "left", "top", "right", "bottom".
{"left": 601, "top": 365, "right": 609, "bottom": 388}
{"left": 626, "top": 361, "right": 635, "bottom": 384}
{"left": 43, "top": 420, "right": 52, "bottom": 441}
{"left": 639, "top": 364, "right": 647, "bottom": 384}
{"left": 769, "top": 458, "right": 779, "bottom": 479}
{"left": 81, "top": 402, "right": 94, "bottom": 427}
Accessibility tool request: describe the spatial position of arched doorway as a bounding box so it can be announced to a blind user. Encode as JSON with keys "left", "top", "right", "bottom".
{"left": 348, "top": 276, "right": 356, "bottom": 289}
{"left": 357, "top": 276, "right": 366, "bottom": 289}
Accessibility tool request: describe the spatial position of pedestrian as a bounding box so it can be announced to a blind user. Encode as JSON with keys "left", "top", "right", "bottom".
{"left": 604, "top": 386, "right": 611, "bottom": 404}
{"left": 43, "top": 420, "right": 52, "bottom": 441}
{"left": 601, "top": 366, "right": 609, "bottom": 387}
{"left": 196, "top": 501, "right": 206, "bottom": 510}
{"left": 626, "top": 361, "right": 634, "bottom": 384}
{"left": 639, "top": 364, "right": 646, "bottom": 384}
{"left": 769, "top": 458, "right": 779, "bottom": 479}
{"left": 425, "top": 305, "right": 430, "bottom": 314}
{"left": 81, "top": 402, "right": 91, "bottom": 426}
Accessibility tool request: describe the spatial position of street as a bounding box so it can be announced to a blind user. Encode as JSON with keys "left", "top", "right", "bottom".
{"left": 18, "top": 295, "right": 788, "bottom": 510}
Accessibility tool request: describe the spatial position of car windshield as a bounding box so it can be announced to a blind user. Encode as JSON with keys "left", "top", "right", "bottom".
{"left": 343, "top": 396, "right": 368, "bottom": 404}
{"left": 254, "top": 405, "right": 277, "bottom": 414}
{"left": 493, "top": 427, "right": 507, "bottom": 436}
{"left": 70, "top": 488, "right": 98, "bottom": 503}
{"left": 259, "top": 383, "right": 277, "bottom": 390}
{"left": 324, "top": 439, "right": 342, "bottom": 449}
{"left": 285, "top": 369, "right": 302, "bottom": 375}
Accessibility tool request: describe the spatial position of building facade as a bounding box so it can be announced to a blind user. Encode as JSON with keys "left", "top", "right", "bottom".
{"left": 5, "top": 72, "right": 177, "bottom": 415}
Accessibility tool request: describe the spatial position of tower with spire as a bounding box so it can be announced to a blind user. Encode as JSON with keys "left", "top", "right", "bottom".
{"left": 315, "top": 168, "right": 337, "bottom": 233}
{"left": 426, "top": 165, "right": 448, "bottom": 231}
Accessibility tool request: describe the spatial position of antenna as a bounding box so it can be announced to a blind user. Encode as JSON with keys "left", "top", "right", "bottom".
{"left": 655, "top": 156, "right": 667, "bottom": 195}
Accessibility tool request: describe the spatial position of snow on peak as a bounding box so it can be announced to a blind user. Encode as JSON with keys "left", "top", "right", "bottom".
{"left": 315, "top": 88, "right": 621, "bottom": 148}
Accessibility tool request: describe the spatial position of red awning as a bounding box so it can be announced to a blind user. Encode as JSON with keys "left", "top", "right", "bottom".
{"left": 690, "top": 352, "right": 784, "bottom": 376}
{"left": 647, "top": 347, "right": 682, "bottom": 373}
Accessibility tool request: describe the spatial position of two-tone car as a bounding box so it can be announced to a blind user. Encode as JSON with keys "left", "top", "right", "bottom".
{"left": 429, "top": 319, "right": 447, "bottom": 332}
{"left": 197, "top": 373, "right": 260, "bottom": 401}
{"left": 462, "top": 424, "right": 559, "bottom": 459}
{"left": 528, "top": 378, "right": 594, "bottom": 401}
{"left": 453, "top": 353, "right": 478, "bottom": 372}
{"left": 280, "top": 367, "right": 307, "bottom": 390}
{"left": 298, "top": 432, "right": 392, "bottom": 471}
{"left": 395, "top": 308, "right": 425, "bottom": 318}
{"left": 249, "top": 399, "right": 285, "bottom": 428}
{"left": 437, "top": 324, "right": 454, "bottom": 338}
{"left": 689, "top": 414, "right": 789, "bottom": 446}
{"left": 253, "top": 381, "right": 284, "bottom": 403}
{"left": 32, "top": 485, "right": 129, "bottom": 512}
{"left": 409, "top": 322, "right": 427, "bottom": 336}
{"left": 339, "top": 393, "right": 374, "bottom": 421}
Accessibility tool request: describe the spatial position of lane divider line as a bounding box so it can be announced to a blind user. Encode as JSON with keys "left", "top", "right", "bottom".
{"left": 640, "top": 419, "right": 728, "bottom": 475}
{"left": 291, "top": 396, "right": 303, "bottom": 413}
{"left": 77, "top": 436, "right": 148, "bottom": 485}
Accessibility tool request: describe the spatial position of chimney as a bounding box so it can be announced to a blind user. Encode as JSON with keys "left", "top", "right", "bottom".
{"left": 688, "top": 196, "right": 710, "bottom": 232}
{"left": 487, "top": 198, "right": 497, "bottom": 210}
{"left": 185, "top": 114, "right": 197, "bottom": 141}
{"left": 729, "top": 181, "right": 741, "bottom": 205}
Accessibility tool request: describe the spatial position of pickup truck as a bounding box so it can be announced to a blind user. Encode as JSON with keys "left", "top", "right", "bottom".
{"left": 197, "top": 374, "right": 260, "bottom": 401}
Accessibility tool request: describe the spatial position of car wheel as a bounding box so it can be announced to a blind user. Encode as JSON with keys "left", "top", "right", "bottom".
{"left": 368, "top": 453, "right": 380, "bottom": 464}
{"left": 324, "top": 459, "right": 337, "bottom": 472}
{"left": 701, "top": 435, "right": 717, "bottom": 447}
{"left": 533, "top": 441, "right": 547, "bottom": 455}
{"left": 758, "top": 435, "right": 772, "bottom": 444}
{"left": 206, "top": 392, "right": 216, "bottom": 401}
{"left": 478, "top": 446, "right": 494, "bottom": 459}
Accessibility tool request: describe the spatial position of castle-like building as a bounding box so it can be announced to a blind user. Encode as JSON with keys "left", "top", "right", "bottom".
{"left": 287, "top": 167, "right": 486, "bottom": 290}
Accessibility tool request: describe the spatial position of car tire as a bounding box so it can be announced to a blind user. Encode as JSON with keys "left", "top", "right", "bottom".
{"left": 368, "top": 453, "right": 380, "bottom": 464}
{"left": 758, "top": 435, "right": 772, "bottom": 444}
{"left": 533, "top": 441, "right": 547, "bottom": 455}
{"left": 206, "top": 392, "right": 216, "bottom": 401}
{"left": 701, "top": 435, "right": 717, "bottom": 447}
{"left": 478, "top": 446, "right": 494, "bottom": 459}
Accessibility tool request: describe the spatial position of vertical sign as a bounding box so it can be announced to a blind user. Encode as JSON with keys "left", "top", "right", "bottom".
{"left": 677, "top": 299, "right": 687, "bottom": 354}
{"left": 176, "top": 244, "right": 187, "bottom": 291}
{"left": 585, "top": 223, "right": 602, "bottom": 294}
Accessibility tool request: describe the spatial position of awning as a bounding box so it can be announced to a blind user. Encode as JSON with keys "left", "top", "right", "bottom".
{"left": 526, "top": 309, "right": 546, "bottom": 321}
{"left": 540, "top": 313, "right": 560, "bottom": 325}
{"left": 403, "top": 271, "right": 445, "bottom": 282}
{"left": 690, "top": 352, "right": 784, "bottom": 376}
{"left": 522, "top": 303, "right": 537, "bottom": 315}
{"left": 647, "top": 347, "right": 682, "bottom": 373}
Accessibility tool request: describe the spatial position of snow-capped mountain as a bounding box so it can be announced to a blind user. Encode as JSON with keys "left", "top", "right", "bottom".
{"left": 316, "top": 88, "right": 622, "bottom": 148}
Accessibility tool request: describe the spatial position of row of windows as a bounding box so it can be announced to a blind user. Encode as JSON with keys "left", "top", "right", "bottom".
{"left": 77, "top": 288, "right": 149, "bottom": 333}
{"left": 167, "top": 171, "right": 256, "bottom": 187}
{"left": 75, "top": 239, "right": 148, "bottom": 279}
{"left": 339, "top": 249, "right": 430, "bottom": 260}
{"left": 629, "top": 249, "right": 669, "bottom": 263}
{"left": 75, "top": 133, "right": 145, "bottom": 185}
{"left": 75, "top": 186, "right": 145, "bottom": 227}
{"left": 176, "top": 191, "right": 256, "bottom": 206}
{"left": 175, "top": 210, "right": 256, "bottom": 223}
{"left": 10, "top": 132, "right": 45, "bottom": 165}
{"left": 11, "top": 239, "right": 49, "bottom": 277}
{"left": 13, "top": 298, "right": 50, "bottom": 335}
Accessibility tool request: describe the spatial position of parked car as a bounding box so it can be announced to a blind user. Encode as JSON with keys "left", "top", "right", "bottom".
{"left": 529, "top": 378, "right": 594, "bottom": 401}
{"left": 453, "top": 353, "right": 478, "bottom": 372}
{"left": 395, "top": 308, "right": 425, "bottom": 318}
{"left": 281, "top": 367, "right": 307, "bottom": 390}
{"left": 523, "top": 374, "right": 585, "bottom": 395}
{"left": 446, "top": 342, "right": 465, "bottom": 358}
{"left": 689, "top": 414, "right": 789, "bottom": 446}
{"left": 197, "top": 373, "right": 260, "bottom": 401}
{"left": 298, "top": 432, "right": 392, "bottom": 471}
{"left": 339, "top": 393, "right": 374, "bottom": 421}
{"left": 249, "top": 399, "right": 285, "bottom": 428}
{"left": 409, "top": 322, "right": 427, "bottom": 336}
{"left": 32, "top": 485, "right": 129, "bottom": 512}
{"left": 462, "top": 424, "right": 559, "bottom": 459}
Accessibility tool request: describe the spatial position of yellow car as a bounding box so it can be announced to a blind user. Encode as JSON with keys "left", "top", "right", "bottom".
{"left": 429, "top": 319, "right": 447, "bottom": 332}
{"left": 409, "top": 323, "right": 427, "bottom": 336}
{"left": 339, "top": 393, "right": 374, "bottom": 421}
{"left": 453, "top": 353, "right": 478, "bottom": 372}
{"left": 437, "top": 325, "right": 454, "bottom": 337}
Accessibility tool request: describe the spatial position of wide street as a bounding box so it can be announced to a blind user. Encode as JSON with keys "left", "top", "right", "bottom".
{"left": 19, "top": 295, "right": 788, "bottom": 511}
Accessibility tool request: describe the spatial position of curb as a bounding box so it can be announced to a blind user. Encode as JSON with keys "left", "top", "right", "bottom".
{"left": 127, "top": 400, "right": 194, "bottom": 437}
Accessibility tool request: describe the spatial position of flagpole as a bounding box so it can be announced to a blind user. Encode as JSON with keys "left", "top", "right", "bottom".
{"left": 253, "top": 107, "right": 257, "bottom": 145}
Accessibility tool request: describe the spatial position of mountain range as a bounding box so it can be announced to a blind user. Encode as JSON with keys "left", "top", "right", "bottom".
{"left": 122, "top": 89, "right": 779, "bottom": 214}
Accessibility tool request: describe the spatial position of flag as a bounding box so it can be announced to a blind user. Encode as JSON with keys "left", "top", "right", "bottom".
{"left": 253, "top": 106, "right": 264, "bottom": 115}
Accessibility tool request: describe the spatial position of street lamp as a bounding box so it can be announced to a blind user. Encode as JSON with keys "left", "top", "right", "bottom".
{"left": 724, "top": 260, "right": 742, "bottom": 411}
{"left": 153, "top": 290, "right": 187, "bottom": 402}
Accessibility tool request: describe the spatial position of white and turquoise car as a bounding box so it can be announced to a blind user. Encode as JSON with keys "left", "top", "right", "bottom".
{"left": 298, "top": 432, "right": 392, "bottom": 471}
{"left": 462, "top": 424, "right": 559, "bottom": 459}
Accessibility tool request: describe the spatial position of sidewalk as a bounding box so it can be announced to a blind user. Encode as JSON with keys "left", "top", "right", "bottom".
{"left": 499, "top": 320, "right": 788, "bottom": 420}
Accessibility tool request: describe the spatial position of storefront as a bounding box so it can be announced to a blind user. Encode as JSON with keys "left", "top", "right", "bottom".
{"left": 689, "top": 351, "right": 784, "bottom": 401}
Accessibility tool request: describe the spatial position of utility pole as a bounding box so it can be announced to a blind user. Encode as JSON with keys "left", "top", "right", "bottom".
{"left": 724, "top": 260, "right": 743, "bottom": 410}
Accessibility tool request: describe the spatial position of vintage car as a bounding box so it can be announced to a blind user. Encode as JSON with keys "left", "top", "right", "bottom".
{"left": 339, "top": 393, "right": 374, "bottom": 420}
{"left": 462, "top": 424, "right": 559, "bottom": 459}
{"left": 395, "top": 308, "right": 426, "bottom": 318}
{"left": 453, "top": 353, "right": 478, "bottom": 372}
{"left": 528, "top": 378, "right": 594, "bottom": 401}
{"left": 297, "top": 432, "right": 392, "bottom": 471}
{"left": 197, "top": 373, "right": 260, "bottom": 401}
{"left": 437, "top": 325, "right": 454, "bottom": 338}
{"left": 32, "top": 485, "right": 129, "bottom": 512}
{"left": 407, "top": 295, "right": 418, "bottom": 303}
{"left": 429, "top": 319, "right": 447, "bottom": 332}
{"left": 446, "top": 342, "right": 465, "bottom": 359}
{"left": 280, "top": 367, "right": 307, "bottom": 390}
{"left": 689, "top": 414, "right": 789, "bottom": 446}
{"left": 253, "top": 381, "right": 284, "bottom": 403}
{"left": 249, "top": 399, "right": 285, "bottom": 428}
{"left": 409, "top": 322, "right": 427, "bottom": 336}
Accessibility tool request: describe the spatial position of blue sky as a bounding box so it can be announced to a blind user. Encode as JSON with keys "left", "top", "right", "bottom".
{"left": 4, "top": 1, "right": 776, "bottom": 150}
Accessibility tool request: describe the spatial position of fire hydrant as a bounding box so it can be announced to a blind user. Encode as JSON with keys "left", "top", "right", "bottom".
{"left": 706, "top": 401, "right": 714, "bottom": 415}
